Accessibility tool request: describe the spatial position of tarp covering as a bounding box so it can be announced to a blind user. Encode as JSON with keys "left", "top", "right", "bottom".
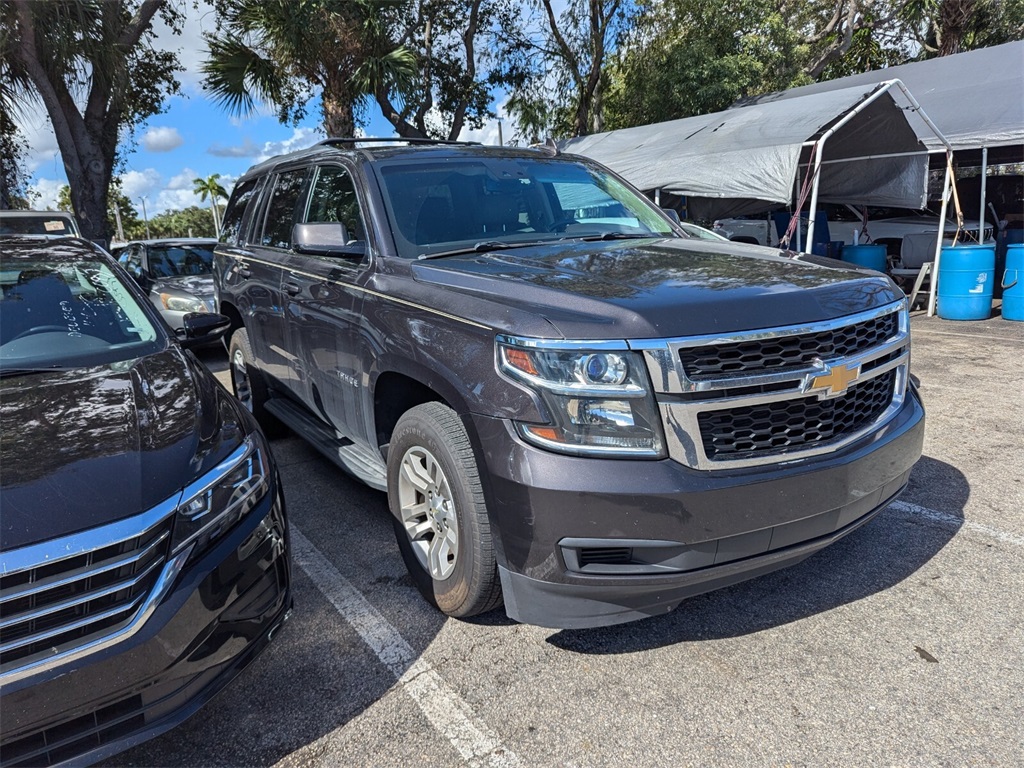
{"left": 735, "top": 41, "right": 1024, "bottom": 159}
{"left": 561, "top": 82, "right": 930, "bottom": 212}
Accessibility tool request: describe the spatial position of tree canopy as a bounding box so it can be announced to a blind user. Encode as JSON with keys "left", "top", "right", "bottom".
{"left": 2, "top": 0, "right": 183, "bottom": 241}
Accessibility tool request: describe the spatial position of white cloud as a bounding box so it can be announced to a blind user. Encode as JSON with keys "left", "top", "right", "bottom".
{"left": 150, "top": 0, "right": 217, "bottom": 91}
{"left": 459, "top": 97, "right": 520, "bottom": 147}
{"left": 167, "top": 167, "right": 199, "bottom": 190}
{"left": 141, "top": 126, "right": 184, "bottom": 152}
{"left": 255, "top": 127, "right": 323, "bottom": 163}
{"left": 119, "top": 168, "right": 163, "bottom": 200}
{"left": 28, "top": 178, "right": 67, "bottom": 210}
{"left": 208, "top": 138, "right": 261, "bottom": 158}
{"left": 153, "top": 171, "right": 238, "bottom": 214}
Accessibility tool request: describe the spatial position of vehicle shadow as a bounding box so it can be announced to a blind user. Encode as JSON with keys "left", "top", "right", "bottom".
{"left": 102, "top": 434, "right": 449, "bottom": 768}
{"left": 546, "top": 454, "right": 967, "bottom": 655}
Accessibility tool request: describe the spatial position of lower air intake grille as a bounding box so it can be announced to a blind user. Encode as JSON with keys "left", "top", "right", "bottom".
{"left": 698, "top": 370, "right": 897, "bottom": 460}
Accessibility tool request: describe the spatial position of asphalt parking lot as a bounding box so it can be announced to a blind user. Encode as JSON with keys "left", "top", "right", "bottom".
{"left": 106, "top": 307, "right": 1024, "bottom": 768}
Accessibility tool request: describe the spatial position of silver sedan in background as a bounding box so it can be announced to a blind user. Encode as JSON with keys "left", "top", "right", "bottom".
{"left": 117, "top": 239, "right": 218, "bottom": 339}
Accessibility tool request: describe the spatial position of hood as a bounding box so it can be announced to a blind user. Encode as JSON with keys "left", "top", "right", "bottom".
{"left": 411, "top": 237, "right": 903, "bottom": 339}
{"left": 152, "top": 274, "right": 215, "bottom": 298}
{"left": 0, "top": 347, "right": 247, "bottom": 552}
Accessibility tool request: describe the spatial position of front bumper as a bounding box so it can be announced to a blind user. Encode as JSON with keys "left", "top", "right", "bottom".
{"left": 471, "top": 388, "right": 925, "bottom": 629}
{"left": 0, "top": 489, "right": 291, "bottom": 767}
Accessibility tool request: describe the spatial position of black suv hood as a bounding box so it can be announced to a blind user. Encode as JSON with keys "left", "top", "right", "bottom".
{"left": 0, "top": 347, "right": 247, "bottom": 552}
{"left": 411, "top": 238, "right": 903, "bottom": 338}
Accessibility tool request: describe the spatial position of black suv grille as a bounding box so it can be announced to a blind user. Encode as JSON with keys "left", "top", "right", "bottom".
{"left": 698, "top": 370, "right": 897, "bottom": 460}
{"left": 0, "top": 519, "right": 173, "bottom": 674}
{"left": 680, "top": 312, "right": 898, "bottom": 379}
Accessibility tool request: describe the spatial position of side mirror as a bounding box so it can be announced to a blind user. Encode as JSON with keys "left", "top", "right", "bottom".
{"left": 180, "top": 312, "right": 231, "bottom": 349}
{"left": 661, "top": 208, "right": 681, "bottom": 224}
{"left": 292, "top": 221, "right": 366, "bottom": 258}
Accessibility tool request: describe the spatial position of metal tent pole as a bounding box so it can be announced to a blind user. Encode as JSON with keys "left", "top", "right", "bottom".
{"left": 927, "top": 153, "right": 953, "bottom": 316}
{"left": 979, "top": 147, "right": 988, "bottom": 242}
{"left": 805, "top": 81, "right": 902, "bottom": 253}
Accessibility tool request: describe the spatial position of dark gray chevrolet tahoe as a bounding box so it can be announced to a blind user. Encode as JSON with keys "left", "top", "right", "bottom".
{"left": 213, "top": 138, "right": 924, "bottom": 629}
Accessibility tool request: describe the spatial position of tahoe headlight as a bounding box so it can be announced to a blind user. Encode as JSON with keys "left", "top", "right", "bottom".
{"left": 161, "top": 293, "right": 207, "bottom": 313}
{"left": 171, "top": 435, "right": 271, "bottom": 557}
{"left": 497, "top": 337, "right": 666, "bottom": 458}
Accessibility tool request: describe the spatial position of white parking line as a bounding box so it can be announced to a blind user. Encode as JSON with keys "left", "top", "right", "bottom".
{"left": 290, "top": 529, "right": 518, "bottom": 768}
{"left": 889, "top": 500, "right": 1024, "bottom": 549}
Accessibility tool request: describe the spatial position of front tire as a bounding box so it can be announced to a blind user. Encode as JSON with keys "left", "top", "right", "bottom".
{"left": 228, "top": 327, "right": 284, "bottom": 437}
{"left": 387, "top": 402, "right": 503, "bottom": 618}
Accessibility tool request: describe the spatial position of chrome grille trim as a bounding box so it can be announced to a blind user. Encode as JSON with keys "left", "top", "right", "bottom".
{"left": 631, "top": 300, "right": 910, "bottom": 469}
{"left": 0, "top": 500, "right": 184, "bottom": 687}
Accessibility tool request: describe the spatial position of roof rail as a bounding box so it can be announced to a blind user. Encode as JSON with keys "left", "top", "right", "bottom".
{"left": 316, "top": 137, "right": 483, "bottom": 148}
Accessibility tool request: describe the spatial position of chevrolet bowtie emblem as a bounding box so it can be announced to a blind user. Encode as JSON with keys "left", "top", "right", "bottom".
{"left": 809, "top": 362, "right": 861, "bottom": 397}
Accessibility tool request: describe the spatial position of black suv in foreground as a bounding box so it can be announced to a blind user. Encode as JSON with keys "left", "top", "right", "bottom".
{"left": 215, "top": 139, "right": 924, "bottom": 629}
{"left": 0, "top": 238, "right": 290, "bottom": 766}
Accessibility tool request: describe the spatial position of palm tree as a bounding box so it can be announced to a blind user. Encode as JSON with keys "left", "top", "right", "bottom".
{"left": 201, "top": 0, "right": 417, "bottom": 138}
{"left": 193, "top": 174, "right": 228, "bottom": 236}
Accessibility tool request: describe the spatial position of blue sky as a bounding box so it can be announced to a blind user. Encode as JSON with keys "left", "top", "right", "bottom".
{"left": 22, "top": 3, "right": 506, "bottom": 218}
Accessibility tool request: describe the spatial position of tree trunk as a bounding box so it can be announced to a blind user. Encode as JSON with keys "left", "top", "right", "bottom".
{"left": 323, "top": 73, "right": 357, "bottom": 137}
{"left": 11, "top": 0, "right": 165, "bottom": 244}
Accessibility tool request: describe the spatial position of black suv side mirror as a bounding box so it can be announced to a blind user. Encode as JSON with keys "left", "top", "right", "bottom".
{"left": 661, "top": 208, "right": 681, "bottom": 224}
{"left": 292, "top": 222, "right": 366, "bottom": 258}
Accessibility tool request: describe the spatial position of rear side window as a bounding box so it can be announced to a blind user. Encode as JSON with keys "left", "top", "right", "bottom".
{"left": 220, "top": 178, "right": 259, "bottom": 245}
{"left": 261, "top": 169, "right": 309, "bottom": 249}
{"left": 305, "top": 165, "right": 366, "bottom": 241}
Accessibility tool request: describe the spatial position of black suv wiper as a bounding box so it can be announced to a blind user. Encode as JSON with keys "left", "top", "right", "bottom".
{"left": 572, "top": 232, "right": 665, "bottom": 242}
{"left": 0, "top": 366, "right": 69, "bottom": 379}
{"left": 418, "top": 239, "right": 560, "bottom": 260}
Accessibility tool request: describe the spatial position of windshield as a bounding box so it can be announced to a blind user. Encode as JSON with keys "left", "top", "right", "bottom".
{"left": 147, "top": 244, "right": 215, "bottom": 278}
{"left": 374, "top": 155, "right": 677, "bottom": 259}
{"left": 0, "top": 214, "right": 78, "bottom": 237}
{"left": 0, "top": 255, "right": 163, "bottom": 371}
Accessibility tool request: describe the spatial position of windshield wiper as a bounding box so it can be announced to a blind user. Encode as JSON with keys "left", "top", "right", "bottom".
{"left": 418, "top": 239, "right": 560, "bottom": 260}
{"left": 0, "top": 366, "right": 69, "bottom": 379}
{"left": 573, "top": 232, "right": 664, "bottom": 242}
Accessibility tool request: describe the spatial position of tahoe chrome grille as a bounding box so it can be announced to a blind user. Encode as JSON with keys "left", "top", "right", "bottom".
{"left": 680, "top": 312, "right": 898, "bottom": 379}
{"left": 0, "top": 506, "right": 183, "bottom": 683}
{"left": 634, "top": 301, "right": 910, "bottom": 469}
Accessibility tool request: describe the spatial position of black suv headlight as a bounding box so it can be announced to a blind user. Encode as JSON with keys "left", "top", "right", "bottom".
{"left": 497, "top": 337, "right": 666, "bottom": 458}
{"left": 171, "top": 435, "right": 271, "bottom": 557}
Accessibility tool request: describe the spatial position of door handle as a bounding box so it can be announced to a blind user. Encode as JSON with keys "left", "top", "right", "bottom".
{"left": 284, "top": 281, "right": 301, "bottom": 296}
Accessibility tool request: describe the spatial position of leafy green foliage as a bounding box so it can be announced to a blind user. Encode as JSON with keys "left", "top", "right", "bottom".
{"left": 1, "top": 1, "right": 182, "bottom": 240}
{"left": 146, "top": 205, "right": 221, "bottom": 238}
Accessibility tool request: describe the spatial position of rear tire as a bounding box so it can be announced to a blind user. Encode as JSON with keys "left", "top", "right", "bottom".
{"left": 388, "top": 402, "right": 503, "bottom": 618}
{"left": 228, "top": 327, "right": 285, "bottom": 437}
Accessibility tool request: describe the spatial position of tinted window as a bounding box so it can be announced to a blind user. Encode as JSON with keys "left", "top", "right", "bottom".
{"left": 262, "top": 169, "right": 309, "bottom": 249}
{"left": 146, "top": 244, "right": 214, "bottom": 278}
{"left": 0, "top": 214, "right": 76, "bottom": 236}
{"left": 375, "top": 157, "right": 675, "bottom": 259}
{"left": 305, "top": 165, "right": 366, "bottom": 242}
{"left": 220, "top": 178, "right": 259, "bottom": 245}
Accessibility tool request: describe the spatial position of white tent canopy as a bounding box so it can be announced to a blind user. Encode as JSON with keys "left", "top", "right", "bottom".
{"left": 560, "top": 81, "right": 933, "bottom": 213}
{"left": 736, "top": 41, "right": 1024, "bottom": 164}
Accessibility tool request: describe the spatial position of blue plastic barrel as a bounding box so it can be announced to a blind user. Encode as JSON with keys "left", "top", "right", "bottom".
{"left": 841, "top": 244, "right": 887, "bottom": 272}
{"left": 1002, "top": 243, "right": 1024, "bottom": 321}
{"left": 937, "top": 243, "right": 996, "bottom": 321}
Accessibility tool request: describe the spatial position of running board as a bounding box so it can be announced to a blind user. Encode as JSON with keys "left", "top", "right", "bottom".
{"left": 264, "top": 398, "right": 387, "bottom": 491}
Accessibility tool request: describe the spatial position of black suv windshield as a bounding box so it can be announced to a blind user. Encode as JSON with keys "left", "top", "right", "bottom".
{"left": 374, "top": 155, "right": 676, "bottom": 259}
{"left": 148, "top": 244, "right": 215, "bottom": 278}
{"left": 0, "top": 254, "right": 163, "bottom": 372}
